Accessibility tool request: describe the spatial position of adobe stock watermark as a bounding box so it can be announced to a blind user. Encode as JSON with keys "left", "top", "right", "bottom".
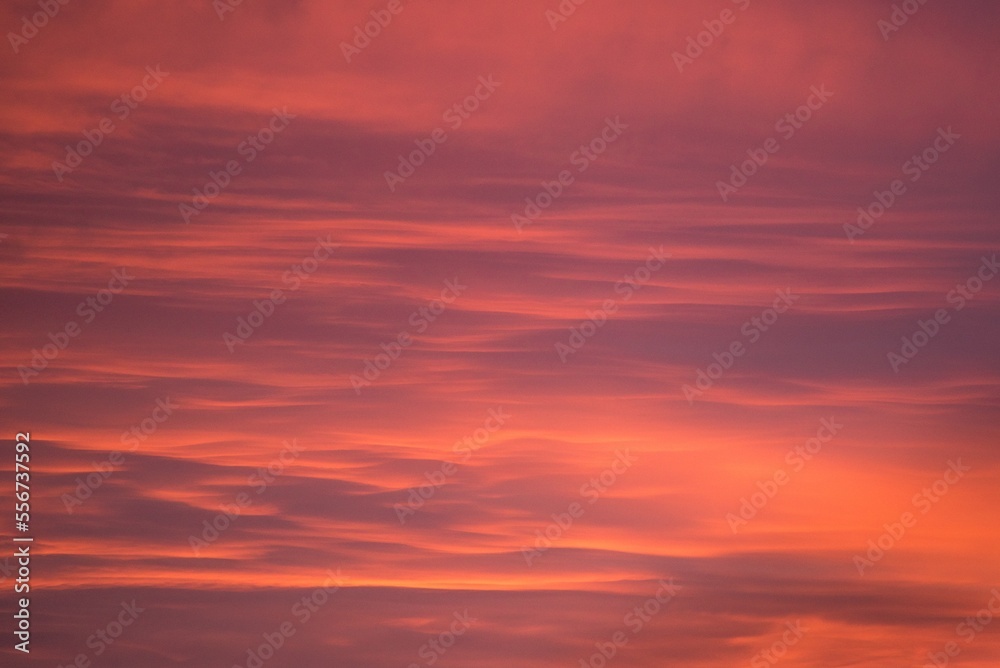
{"left": 511, "top": 116, "right": 628, "bottom": 233}
{"left": 179, "top": 107, "right": 295, "bottom": 224}
{"left": 223, "top": 235, "right": 338, "bottom": 352}
{"left": 878, "top": 0, "right": 932, "bottom": 41}
{"left": 17, "top": 268, "right": 134, "bottom": 385}
{"left": 61, "top": 398, "right": 178, "bottom": 513}
{"left": 189, "top": 440, "right": 303, "bottom": 555}
{"left": 578, "top": 579, "right": 681, "bottom": 668}
{"left": 214, "top": 0, "right": 244, "bottom": 21}
{"left": 716, "top": 85, "right": 833, "bottom": 202}
{"left": 7, "top": 0, "right": 71, "bottom": 54}
{"left": 556, "top": 246, "right": 670, "bottom": 363}
{"left": 349, "top": 278, "right": 466, "bottom": 394}
{"left": 726, "top": 418, "right": 843, "bottom": 533}
{"left": 394, "top": 407, "right": 510, "bottom": 524}
{"left": 750, "top": 620, "right": 806, "bottom": 668}
{"left": 682, "top": 288, "right": 798, "bottom": 404}
{"left": 232, "top": 568, "right": 349, "bottom": 668}
{"left": 0, "top": 555, "right": 17, "bottom": 585}
{"left": 341, "top": 0, "right": 411, "bottom": 63}
{"left": 672, "top": 0, "right": 751, "bottom": 73}
{"left": 384, "top": 75, "right": 501, "bottom": 192}
{"left": 853, "top": 459, "right": 970, "bottom": 575}
{"left": 545, "top": 0, "right": 588, "bottom": 30}
{"left": 924, "top": 589, "right": 1000, "bottom": 668}
{"left": 56, "top": 600, "right": 144, "bottom": 668}
{"left": 887, "top": 254, "right": 997, "bottom": 372}
{"left": 52, "top": 65, "right": 169, "bottom": 182}
{"left": 844, "top": 127, "right": 959, "bottom": 241}
{"left": 405, "top": 611, "right": 476, "bottom": 668}
{"left": 521, "top": 450, "right": 637, "bottom": 566}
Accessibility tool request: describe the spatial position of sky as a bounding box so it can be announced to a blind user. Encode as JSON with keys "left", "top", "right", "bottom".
{"left": 1, "top": 0, "right": 999, "bottom": 666}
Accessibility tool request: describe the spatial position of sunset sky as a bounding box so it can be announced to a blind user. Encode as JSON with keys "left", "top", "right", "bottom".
{"left": 2, "top": 1, "right": 1000, "bottom": 666}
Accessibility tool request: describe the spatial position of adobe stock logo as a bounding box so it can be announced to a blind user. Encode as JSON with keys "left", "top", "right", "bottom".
{"left": 393, "top": 407, "right": 510, "bottom": 524}
{"left": 844, "top": 127, "right": 959, "bottom": 242}
{"left": 62, "top": 398, "right": 178, "bottom": 513}
{"left": 715, "top": 85, "right": 833, "bottom": 202}
{"left": 750, "top": 620, "right": 806, "bottom": 668}
{"left": 878, "top": 0, "right": 932, "bottom": 40}
{"left": 52, "top": 66, "right": 169, "bottom": 182}
{"left": 924, "top": 589, "right": 1000, "bottom": 668}
{"left": 223, "top": 236, "right": 338, "bottom": 352}
{"left": 55, "top": 600, "right": 145, "bottom": 668}
{"left": 7, "top": 0, "right": 71, "bottom": 54}
{"left": 340, "top": 0, "right": 411, "bottom": 63}
{"left": 682, "top": 288, "right": 798, "bottom": 404}
{"left": 179, "top": 108, "right": 295, "bottom": 224}
{"left": 18, "top": 268, "right": 135, "bottom": 385}
{"left": 556, "top": 246, "right": 669, "bottom": 363}
{"left": 887, "top": 254, "right": 997, "bottom": 372}
{"left": 213, "top": 0, "right": 244, "bottom": 21}
{"left": 577, "top": 579, "right": 681, "bottom": 668}
{"left": 521, "top": 450, "right": 637, "bottom": 566}
{"left": 189, "top": 440, "right": 303, "bottom": 555}
{"left": 853, "top": 459, "right": 970, "bottom": 575}
{"left": 384, "top": 75, "right": 501, "bottom": 192}
{"left": 512, "top": 117, "right": 627, "bottom": 233}
{"left": 350, "top": 278, "right": 466, "bottom": 394}
{"left": 725, "top": 418, "right": 843, "bottom": 533}
{"left": 231, "top": 568, "right": 349, "bottom": 668}
{"left": 545, "top": 0, "right": 588, "bottom": 31}
{"left": 406, "top": 611, "right": 476, "bottom": 668}
{"left": 672, "top": 0, "right": 751, "bottom": 73}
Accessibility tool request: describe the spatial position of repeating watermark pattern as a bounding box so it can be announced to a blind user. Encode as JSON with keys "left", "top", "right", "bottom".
{"left": 214, "top": 0, "right": 244, "bottom": 21}
{"left": 725, "top": 418, "right": 843, "bottom": 533}
{"left": 61, "top": 398, "right": 178, "bottom": 513}
{"left": 578, "top": 579, "right": 681, "bottom": 668}
{"left": 556, "top": 246, "right": 669, "bottom": 363}
{"left": 384, "top": 75, "right": 501, "bottom": 192}
{"left": 672, "top": 0, "right": 751, "bottom": 73}
{"left": 512, "top": 117, "right": 628, "bottom": 233}
{"left": 56, "top": 600, "right": 144, "bottom": 668}
{"left": 223, "top": 236, "right": 338, "bottom": 352}
{"left": 924, "top": 589, "right": 1000, "bottom": 668}
{"left": 406, "top": 610, "right": 476, "bottom": 668}
{"left": 394, "top": 407, "right": 510, "bottom": 524}
{"left": 340, "top": 0, "right": 411, "bottom": 63}
{"left": 52, "top": 66, "right": 169, "bottom": 182}
{"left": 7, "top": 0, "right": 71, "bottom": 54}
{"left": 853, "top": 459, "right": 970, "bottom": 575}
{"left": 750, "top": 620, "right": 806, "bottom": 668}
{"left": 887, "top": 254, "right": 997, "bottom": 372}
{"left": 179, "top": 107, "right": 295, "bottom": 223}
{"left": 545, "top": 0, "right": 588, "bottom": 30}
{"left": 350, "top": 278, "right": 466, "bottom": 394}
{"left": 682, "top": 288, "right": 798, "bottom": 404}
{"left": 844, "top": 127, "right": 960, "bottom": 241}
{"left": 189, "top": 440, "right": 303, "bottom": 555}
{"left": 17, "top": 268, "right": 135, "bottom": 385}
{"left": 232, "top": 569, "right": 349, "bottom": 668}
{"left": 878, "top": 0, "right": 932, "bottom": 40}
{"left": 521, "top": 450, "right": 637, "bottom": 566}
{"left": 716, "top": 85, "right": 833, "bottom": 202}
{"left": 0, "top": 554, "right": 16, "bottom": 585}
